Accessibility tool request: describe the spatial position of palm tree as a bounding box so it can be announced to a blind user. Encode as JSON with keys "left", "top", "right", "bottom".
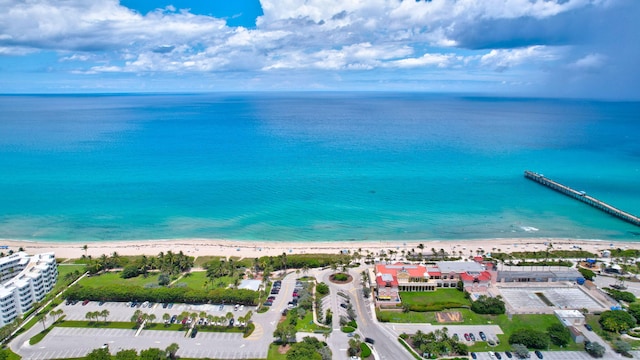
{"left": 163, "top": 313, "right": 170, "bottom": 324}
{"left": 166, "top": 343, "right": 179, "bottom": 360}
{"left": 82, "top": 244, "right": 88, "bottom": 257}
{"left": 100, "top": 309, "right": 110, "bottom": 323}
{"left": 147, "top": 313, "right": 156, "bottom": 325}
{"left": 37, "top": 313, "right": 47, "bottom": 330}
{"left": 225, "top": 312, "right": 234, "bottom": 326}
{"left": 131, "top": 310, "right": 143, "bottom": 324}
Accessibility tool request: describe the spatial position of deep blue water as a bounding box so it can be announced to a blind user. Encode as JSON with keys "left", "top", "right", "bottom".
{"left": 0, "top": 93, "right": 639, "bottom": 242}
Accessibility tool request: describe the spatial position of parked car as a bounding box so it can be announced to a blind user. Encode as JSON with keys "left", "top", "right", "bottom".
{"left": 364, "top": 337, "right": 375, "bottom": 345}
{"left": 469, "top": 333, "right": 476, "bottom": 341}
{"left": 219, "top": 304, "right": 224, "bottom": 311}
{"left": 534, "top": 350, "right": 543, "bottom": 359}
{"left": 82, "top": 300, "right": 90, "bottom": 306}
{"left": 229, "top": 318, "right": 234, "bottom": 326}
{"left": 191, "top": 328, "right": 198, "bottom": 338}
{"left": 464, "top": 333, "right": 471, "bottom": 341}
{"left": 495, "top": 352, "right": 502, "bottom": 359}
{"left": 470, "top": 353, "right": 477, "bottom": 359}
{"left": 505, "top": 351, "right": 513, "bottom": 358}
{"left": 340, "top": 303, "right": 348, "bottom": 309}
{"left": 479, "top": 331, "right": 487, "bottom": 341}
{"left": 585, "top": 324, "right": 593, "bottom": 331}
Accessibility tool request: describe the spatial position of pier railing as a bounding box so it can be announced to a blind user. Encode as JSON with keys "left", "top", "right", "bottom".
{"left": 524, "top": 171, "right": 640, "bottom": 227}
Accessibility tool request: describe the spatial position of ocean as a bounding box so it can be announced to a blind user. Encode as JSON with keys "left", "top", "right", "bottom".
{"left": 0, "top": 93, "right": 639, "bottom": 243}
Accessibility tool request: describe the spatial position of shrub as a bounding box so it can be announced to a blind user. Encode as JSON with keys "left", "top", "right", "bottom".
{"left": 471, "top": 295, "right": 505, "bottom": 315}
{"left": 547, "top": 323, "right": 571, "bottom": 346}
{"left": 585, "top": 341, "right": 605, "bottom": 358}
{"left": 360, "top": 343, "right": 372, "bottom": 358}
{"left": 316, "top": 282, "right": 329, "bottom": 295}
{"left": 333, "top": 273, "right": 348, "bottom": 281}
{"left": 605, "top": 288, "right": 636, "bottom": 303}
{"left": 578, "top": 267, "right": 595, "bottom": 281}
{"left": 158, "top": 274, "right": 170, "bottom": 286}
{"left": 599, "top": 310, "right": 636, "bottom": 333}
{"left": 341, "top": 326, "right": 356, "bottom": 333}
{"left": 508, "top": 329, "right": 549, "bottom": 349}
{"left": 612, "top": 340, "right": 632, "bottom": 355}
{"left": 120, "top": 265, "right": 139, "bottom": 279}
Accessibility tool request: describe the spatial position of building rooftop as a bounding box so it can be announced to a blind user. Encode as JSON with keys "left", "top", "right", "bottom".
{"left": 436, "top": 261, "right": 484, "bottom": 274}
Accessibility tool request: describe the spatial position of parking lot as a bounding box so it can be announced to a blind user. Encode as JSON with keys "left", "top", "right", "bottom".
{"left": 13, "top": 301, "right": 267, "bottom": 359}
{"left": 472, "top": 350, "right": 619, "bottom": 360}
{"left": 22, "top": 327, "right": 266, "bottom": 360}
{"left": 499, "top": 286, "right": 606, "bottom": 312}
{"left": 60, "top": 301, "right": 256, "bottom": 323}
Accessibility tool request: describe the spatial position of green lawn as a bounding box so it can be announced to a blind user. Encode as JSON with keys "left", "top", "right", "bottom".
{"left": 173, "top": 271, "right": 236, "bottom": 290}
{"left": 295, "top": 312, "right": 329, "bottom": 333}
{"left": 401, "top": 289, "right": 469, "bottom": 306}
{"left": 267, "top": 344, "right": 288, "bottom": 360}
{"left": 78, "top": 272, "right": 160, "bottom": 288}
{"left": 57, "top": 320, "right": 139, "bottom": 330}
{"left": 379, "top": 308, "right": 583, "bottom": 353}
{"left": 193, "top": 256, "right": 225, "bottom": 268}
{"left": 400, "top": 289, "right": 471, "bottom": 311}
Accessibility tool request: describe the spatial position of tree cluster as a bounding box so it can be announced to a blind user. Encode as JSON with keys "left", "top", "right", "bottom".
{"left": 257, "top": 253, "right": 350, "bottom": 272}
{"left": 285, "top": 336, "right": 331, "bottom": 360}
{"left": 86, "top": 251, "right": 194, "bottom": 276}
{"left": 604, "top": 288, "right": 636, "bottom": 303}
{"left": 470, "top": 295, "right": 505, "bottom": 315}
{"left": 508, "top": 329, "right": 550, "bottom": 349}
{"left": 585, "top": 341, "right": 606, "bottom": 358}
{"left": 599, "top": 310, "right": 636, "bottom": 333}
{"left": 627, "top": 302, "right": 640, "bottom": 323}
{"left": 408, "top": 328, "right": 468, "bottom": 358}
{"left": 84, "top": 343, "right": 179, "bottom": 360}
{"left": 578, "top": 267, "right": 596, "bottom": 281}
{"left": 546, "top": 323, "right": 571, "bottom": 346}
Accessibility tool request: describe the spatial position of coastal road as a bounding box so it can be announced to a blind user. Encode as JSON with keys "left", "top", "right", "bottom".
{"left": 346, "top": 266, "right": 415, "bottom": 360}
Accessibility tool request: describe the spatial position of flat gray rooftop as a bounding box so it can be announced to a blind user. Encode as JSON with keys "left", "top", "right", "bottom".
{"left": 498, "top": 286, "right": 607, "bottom": 313}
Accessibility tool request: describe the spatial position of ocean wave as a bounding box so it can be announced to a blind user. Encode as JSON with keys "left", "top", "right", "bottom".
{"left": 520, "top": 226, "right": 539, "bottom": 232}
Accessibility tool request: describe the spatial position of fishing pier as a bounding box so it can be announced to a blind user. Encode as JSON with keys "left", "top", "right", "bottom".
{"left": 524, "top": 170, "right": 640, "bottom": 227}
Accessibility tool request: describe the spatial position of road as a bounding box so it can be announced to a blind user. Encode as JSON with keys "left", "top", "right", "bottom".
{"left": 332, "top": 266, "right": 414, "bottom": 360}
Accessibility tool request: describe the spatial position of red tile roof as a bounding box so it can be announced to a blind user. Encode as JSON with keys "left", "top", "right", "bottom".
{"left": 459, "top": 271, "right": 492, "bottom": 282}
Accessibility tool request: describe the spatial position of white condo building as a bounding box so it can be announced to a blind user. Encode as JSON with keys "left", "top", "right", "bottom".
{"left": 0, "top": 252, "right": 57, "bottom": 326}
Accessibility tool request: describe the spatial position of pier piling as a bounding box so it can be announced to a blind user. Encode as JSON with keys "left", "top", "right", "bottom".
{"left": 524, "top": 170, "right": 640, "bottom": 227}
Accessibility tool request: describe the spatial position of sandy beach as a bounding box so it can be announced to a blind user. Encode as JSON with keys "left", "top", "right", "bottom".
{"left": 0, "top": 238, "right": 638, "bottom": 261}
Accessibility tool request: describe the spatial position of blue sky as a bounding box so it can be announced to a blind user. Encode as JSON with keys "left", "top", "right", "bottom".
{"left": 0, "top": 0, "right": 638, "bottom": 99}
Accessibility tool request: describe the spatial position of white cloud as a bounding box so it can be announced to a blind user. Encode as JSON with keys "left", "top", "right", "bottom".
{"left": 0, "top": 0, "right": 634, "bottom": 98}
{"left": 390, "top": 53, "right": 456, "bottom": 68}
{"left": 570, "top": 53, "right": 606, "bottom": 70}
{"left": 480, "top": 46, "right": 559, "bottom": 71}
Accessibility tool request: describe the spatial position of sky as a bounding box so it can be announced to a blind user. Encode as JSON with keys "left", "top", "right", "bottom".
{"left": 0, "top": 0, "right": 639, "bottom": 99}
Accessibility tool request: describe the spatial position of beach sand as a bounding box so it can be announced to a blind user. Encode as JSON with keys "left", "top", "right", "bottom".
{"left": 0, "top": 238, "right": 637, "bottom": 261}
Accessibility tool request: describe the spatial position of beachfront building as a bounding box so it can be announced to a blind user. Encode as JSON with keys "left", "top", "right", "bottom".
{"left": 496, "top": 265, "right": 582, "bottom": 283}
{"left": 373, "top": 260, "right": 493, "bottom": 304}
{"left": 0, "top": 252, "right": 57, "bottom": 326}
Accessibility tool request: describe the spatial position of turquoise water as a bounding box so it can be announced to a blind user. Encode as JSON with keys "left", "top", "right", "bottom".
{"left": 0, "top": 93, "right": 639, "bottom": 242}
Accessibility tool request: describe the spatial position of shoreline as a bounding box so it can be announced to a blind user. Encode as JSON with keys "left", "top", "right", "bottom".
{"left": 1, "top": 237, "right": 638, "bottom": 260}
